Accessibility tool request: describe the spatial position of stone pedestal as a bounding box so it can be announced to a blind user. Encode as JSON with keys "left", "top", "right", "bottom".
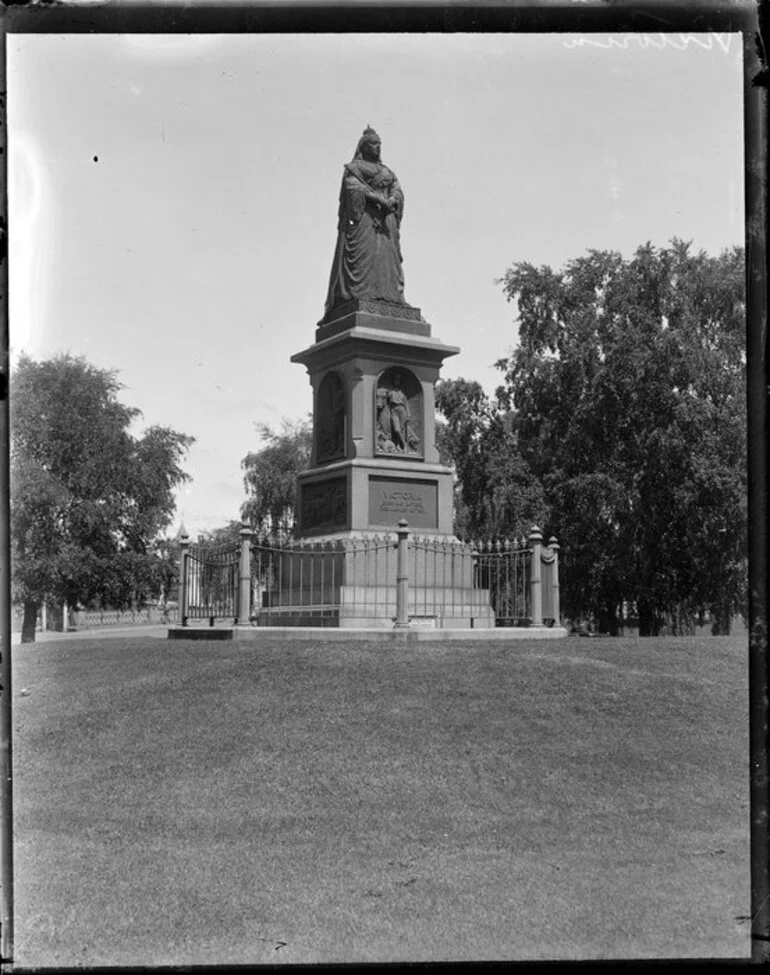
{"left": 291, "top": 299, "right": 460, "bottom": 538}
{"left": 261, "top": 299, "right": 495, "bottom": 628}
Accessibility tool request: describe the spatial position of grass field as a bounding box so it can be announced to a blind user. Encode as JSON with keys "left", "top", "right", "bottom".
{"left": 11, "top": 633, "right": 750, "bottom": 965}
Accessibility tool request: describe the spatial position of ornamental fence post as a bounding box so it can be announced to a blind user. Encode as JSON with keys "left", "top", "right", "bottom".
{"left": 548, "top": 536, "right": 561, "bottom": 624}
{"left": 179, "top": 532, "right": 190, "bottom": 627}
{"left": 529, "top": 526, "right": 543, "bottom": 626}
{"left": 237, "top": 524, "right": 254, "bottom": 625}
{"left": 394, "top": 518, "right": 410, "bottom": 629}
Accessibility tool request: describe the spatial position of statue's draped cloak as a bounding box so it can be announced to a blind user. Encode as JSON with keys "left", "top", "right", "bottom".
{"left": 324, "top": 158, "right": 405, "bottom": 316}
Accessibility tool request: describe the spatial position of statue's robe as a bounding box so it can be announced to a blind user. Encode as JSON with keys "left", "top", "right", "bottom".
{"left": 324, "top": 158, "right": 405, "bottom": 317}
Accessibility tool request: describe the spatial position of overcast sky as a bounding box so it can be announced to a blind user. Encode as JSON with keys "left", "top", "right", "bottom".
{"left": 7, "top": 31, "right": 744, "bottom": 537}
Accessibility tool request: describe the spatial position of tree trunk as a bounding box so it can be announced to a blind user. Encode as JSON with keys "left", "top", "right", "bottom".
{"left": 598, "top": 605, "right": 620, "bottom": 636}
{"left": 711, "top": 603, "right": 732, "bottom": 636}
{"left": 638, "top": 601, "right": 660, "bottom": 638}
{"left": 21, "top": 600, "right": 38, "bottom": 643}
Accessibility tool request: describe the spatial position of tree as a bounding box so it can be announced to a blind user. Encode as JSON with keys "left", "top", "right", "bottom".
{"left": 11, "top": 354, "right": 195, "bottom": 641}
{"left": 435, "top": 378, "right": 545, "bottom": 540}
{"left": 495, "top": 240, "right": 746, "bottom": 635}
{"left": 240, "top": 417, "right": 312, "bottom": 537}
{"left": 145, "top": 536, "right": 182, "bottom": 610}
{"left": 194, "top": 521, "right": 245, "bottom": 552}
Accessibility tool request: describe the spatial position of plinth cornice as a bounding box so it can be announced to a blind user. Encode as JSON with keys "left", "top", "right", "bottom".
{"left": 291, "top": 325, "right": 460, "bottom": 368}
{"left": 297, "top": 456, "right": 456, "bottom": 480}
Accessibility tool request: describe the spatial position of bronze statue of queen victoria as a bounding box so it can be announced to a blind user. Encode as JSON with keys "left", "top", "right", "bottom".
{"left": 324, "top": 126, "right": 407, "bottom": 318}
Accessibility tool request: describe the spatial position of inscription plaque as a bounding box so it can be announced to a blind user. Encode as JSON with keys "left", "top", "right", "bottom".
{"left": 368, "top": 476, "right": 438, "bottom": 530}
{"left": 301, "top": 477, "right": 347, "bottom": 531}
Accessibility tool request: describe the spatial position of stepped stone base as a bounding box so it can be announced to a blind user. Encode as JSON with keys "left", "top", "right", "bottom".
{"left": 259, "top": 583, "right": 496, "bottom": 629}
{"left": 169, "top": 625, "right": 570, "bottom": 641}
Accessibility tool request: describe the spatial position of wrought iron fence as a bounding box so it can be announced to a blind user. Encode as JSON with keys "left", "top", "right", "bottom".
{"left": 405, "top": 536, "right": 487, "bottom": 625}
{"left": 176, "top": 524, "right": 560, "bottom": 629}
{"left": 252, "top": 534, "right": 398, "bottom": 626}
{"left": 70, "top": 606, "right": 177, "bottom": 629}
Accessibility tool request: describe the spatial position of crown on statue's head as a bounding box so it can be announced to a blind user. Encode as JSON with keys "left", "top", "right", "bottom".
{"left": 352, "top": 125, "right": 381, "bottom": 161}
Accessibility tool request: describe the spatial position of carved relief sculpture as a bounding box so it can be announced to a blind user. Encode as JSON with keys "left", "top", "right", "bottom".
{"left": 375, "top": 369, "right": 421, "bottom": 456}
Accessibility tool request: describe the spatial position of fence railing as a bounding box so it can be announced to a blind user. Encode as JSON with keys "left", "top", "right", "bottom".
{"left": 69, "top": 605, "right": 180, "bottom": 629}
{"left": 178, "top": 524, "right": 560, "bottom": 629}
{"left": 251, "top": 533, "right": 398, "bottom": 626}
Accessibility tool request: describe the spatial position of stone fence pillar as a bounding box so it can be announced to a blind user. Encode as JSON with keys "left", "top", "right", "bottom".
{"left": 237, "top": 525, "right": 254, "bottom": 625}
{"left": 529, "top": 526, "right": 543, "bottom": 626}
{"left": 548, "top": 536, "right": 561, "bottom": 624}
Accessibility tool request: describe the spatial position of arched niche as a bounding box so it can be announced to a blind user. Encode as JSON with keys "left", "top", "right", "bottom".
{"left": 374, "top": 367, "right": 423, "bottom": 458}
{"left": 316, "top": 370, "right": 346, "bottom": 463}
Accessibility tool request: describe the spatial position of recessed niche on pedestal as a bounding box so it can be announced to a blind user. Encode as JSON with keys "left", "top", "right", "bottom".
{"left": 374, "top": 366, "right": 423, "bottom": 459}
{"left": 316, "top": 370, "right": 347, "bottom": 464}
{"left": 299, "top": 476, "right": 348, "bottom": 532}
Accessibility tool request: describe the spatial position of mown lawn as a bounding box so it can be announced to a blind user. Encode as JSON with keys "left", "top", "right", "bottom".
{"left": 11, "top": 634, "right": 750, "bottom": 965}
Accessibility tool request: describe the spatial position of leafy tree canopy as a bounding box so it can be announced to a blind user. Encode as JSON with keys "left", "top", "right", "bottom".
{"left": 11, "top": 353, "right": 195, "bottom": 640}
{"left": 240, "top": 417, "right": 312, "bottom": 537}
{"left": 435, "top": 378, "right": 545, "bottom": 540}
{"left": 495, "top": 239, "right": 746, "bottom": 635}
{"left": 192, "top": 520, "right": 245, "bottom": 554}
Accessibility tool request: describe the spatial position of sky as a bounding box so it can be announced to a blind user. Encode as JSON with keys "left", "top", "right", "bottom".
{"left": 7, "top": 31, "right": 744, "bottom": 538}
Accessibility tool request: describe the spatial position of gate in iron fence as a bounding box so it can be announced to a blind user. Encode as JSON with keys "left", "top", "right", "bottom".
{"left": 468, "top": 539, "right": 531, "bottom": 626}
{"left": 179, "top": 541, "right": 241, "bottom": 626}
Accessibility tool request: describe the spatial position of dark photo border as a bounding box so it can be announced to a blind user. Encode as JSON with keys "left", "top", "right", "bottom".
{"left": 0, "top": 1, "right": 765, "bottom": 969}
